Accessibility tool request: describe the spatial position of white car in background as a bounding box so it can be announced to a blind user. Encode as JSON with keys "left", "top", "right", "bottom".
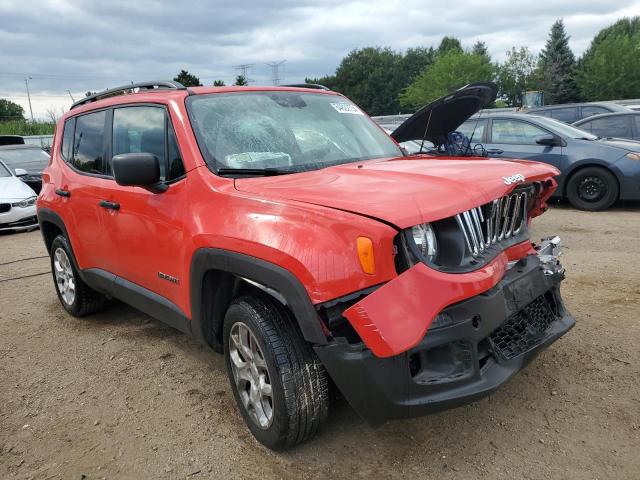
{"left": 0, "top": 160, "right": 38, "bottom": 232}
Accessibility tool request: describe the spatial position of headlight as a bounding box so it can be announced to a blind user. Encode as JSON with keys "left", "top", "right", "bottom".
{"left": 11, "top": 196, "right": 36, "bottom": 208}
{"left": 410, "top": 223, "right": 438, "bottom": 261}
{"left": 626, "top": 152, "right": 640, "bottom": 161}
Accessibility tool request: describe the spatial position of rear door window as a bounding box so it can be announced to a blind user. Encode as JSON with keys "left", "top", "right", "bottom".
{"left": 581, "top": 106, "right": 609, "bottom": 119}
{"left": 550, "top": 107, "right": 579, "bottom": 123}
{"left": 72, "top": 110, "right": 107, "bottom": 174}
{"left": 589, "top": 116, "right": 632, "bottom": 138}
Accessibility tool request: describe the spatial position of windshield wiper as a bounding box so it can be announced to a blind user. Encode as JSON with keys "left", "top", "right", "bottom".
{"left": 217, "top": 167, "right": 295, "bottom": 177}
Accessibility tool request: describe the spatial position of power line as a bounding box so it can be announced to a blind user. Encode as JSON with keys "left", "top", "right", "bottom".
{"left": 265, "top": 60, "right": 286, "bottom": 86}
{"left": 233, "top": 64, "right": 254, "bottom": 84}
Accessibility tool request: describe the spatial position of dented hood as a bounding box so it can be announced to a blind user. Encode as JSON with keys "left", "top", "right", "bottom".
{"left": 234, "top": 156, "right": 559, "bottom": 229}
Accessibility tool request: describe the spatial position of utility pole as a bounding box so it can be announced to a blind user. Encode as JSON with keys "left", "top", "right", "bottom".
{"left": 24, "top": 76, "right": 34, "bottom": 122}
{"left": 265, "top": 60, "right": 286, "bottom": 85}
{"left": 66, "top": 90, "right": 75, "bottom": 103}
{"left": 234, "top": 64, "right": 254, "bottom": 84}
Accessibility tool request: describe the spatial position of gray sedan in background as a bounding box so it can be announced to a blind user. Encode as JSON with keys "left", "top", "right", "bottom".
{"left": 458, "top": 114, "right": 640, "bottom": 211}
{"left": 573, "top": 112, "right": 640, "bottom": 141}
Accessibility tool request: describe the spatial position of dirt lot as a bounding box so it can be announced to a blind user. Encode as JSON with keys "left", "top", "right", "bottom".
{"left": 1, "top": 203, "right": 639, "bottom": 480}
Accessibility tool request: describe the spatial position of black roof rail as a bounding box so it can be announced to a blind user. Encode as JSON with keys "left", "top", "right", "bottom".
{"left": 281, "top": 83, "right": 331, "bottom": 91}
{"left": 70, "top": 80, "right": 186, "bottom": 110}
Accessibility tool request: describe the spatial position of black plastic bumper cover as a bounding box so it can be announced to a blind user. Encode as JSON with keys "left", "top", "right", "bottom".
{"left": 314, "top": 256, "right": 575, "bottom": 425}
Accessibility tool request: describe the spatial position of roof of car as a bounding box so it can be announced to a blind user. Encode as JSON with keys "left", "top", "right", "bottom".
{"left": 526, "top": 102, "right": 629, "bottom": 112}
{"left": 65, "top": 82, "right": 340, "bottom": 119}
{"left": 0, "top": 144, "right": 45, "bottom": 151}
{"left": 573, "top": 111, "right": 640, "bottom": 124}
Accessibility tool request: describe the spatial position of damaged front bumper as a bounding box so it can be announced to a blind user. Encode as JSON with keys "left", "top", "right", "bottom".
{"left": 314, "top": 238, "right": 575, "bottom": 424}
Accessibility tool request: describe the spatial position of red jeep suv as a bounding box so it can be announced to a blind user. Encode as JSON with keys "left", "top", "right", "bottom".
{"left": 37, "top": 81, "right": 574, "bottom": 449}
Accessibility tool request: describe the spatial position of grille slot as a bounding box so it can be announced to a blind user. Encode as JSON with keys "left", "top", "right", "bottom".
{"left": 488, "top": 294, "right": 557, "bottom": 362}
{"left": 0, "top": 203, "right": 10, "bottom": 213}
{"left": 455, "top": 190, "right": 528, "bottom": 257}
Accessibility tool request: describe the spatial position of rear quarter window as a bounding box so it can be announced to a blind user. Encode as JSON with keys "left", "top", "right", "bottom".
{"left": 61, "top": 118, "right": 75, "bottom": 161}
{"left": 550, "top": 107, "right": 579, "bottom": 123}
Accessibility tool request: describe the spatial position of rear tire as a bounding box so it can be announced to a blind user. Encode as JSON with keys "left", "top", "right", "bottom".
{"left": 50, "top": 235, "right": 107, "bottom": 317}
{"left": 566, "top": 166, "right": 618, "bottom": 211}
{"left": 223, "top": 295, "right": 329, "bottom": 450}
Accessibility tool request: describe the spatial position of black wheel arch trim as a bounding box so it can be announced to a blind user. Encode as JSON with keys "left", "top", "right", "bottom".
{"left": 189, "top": 248, "right": 328, "bottom": 346}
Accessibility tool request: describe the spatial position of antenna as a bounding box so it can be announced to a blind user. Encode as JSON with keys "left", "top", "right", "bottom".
{"left": 234, "top": 64, "right": 255, "bottom": 84}
{"left": 265, "top": 60, "right": 286, "bottom": 85}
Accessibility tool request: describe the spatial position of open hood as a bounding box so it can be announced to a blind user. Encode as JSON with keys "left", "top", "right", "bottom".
{"left": 391, "top": 82, "right": 497, "bottom": 144}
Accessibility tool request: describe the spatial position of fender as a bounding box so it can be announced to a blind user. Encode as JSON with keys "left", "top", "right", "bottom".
{"left": 189, "top": 248, "right": 328, "bottom": 347}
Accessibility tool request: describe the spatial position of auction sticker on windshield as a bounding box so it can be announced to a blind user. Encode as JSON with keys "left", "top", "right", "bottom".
{"left": 330, "top": 103, "right": 363, "bottom": 115}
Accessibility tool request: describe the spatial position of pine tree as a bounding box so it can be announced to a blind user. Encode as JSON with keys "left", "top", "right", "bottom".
{"left": 234, "top": 75, "right": 248, "bottom": 86}
{"left": 173, "top": 70, "right": 202, "bottom": 87}
{"left": 539, "top": 20, "right": 580, "bottom": 104}
{"left": 472, "top": 41, "right": 490, "bottom": 63}
{"left": 213, "top": 80, "right": 226, "bottom": 86}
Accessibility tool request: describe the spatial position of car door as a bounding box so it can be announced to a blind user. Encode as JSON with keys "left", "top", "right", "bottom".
{"left": 101, "top": 104, "right": 188, "bottom": 308}
{"left": 485, "top": 118, "right": 565, "bottom": 170}
{"left": 58, "top": 110, "right": 115, "bottom": 271}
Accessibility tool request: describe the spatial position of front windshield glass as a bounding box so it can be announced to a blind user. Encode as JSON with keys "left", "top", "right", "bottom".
{"left": 0, "top": 162, "right": 11, "bottom": 177}
{"left": 187, "top": 91, "right": 402, "bottom": 173}
{"left": 533, "top": 115, "right": 599, "bottom": 140}
{"left": 0, "top": 147, "right": 50, "bottom": 173}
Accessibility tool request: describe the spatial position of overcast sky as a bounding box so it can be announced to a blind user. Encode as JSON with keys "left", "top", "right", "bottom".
{"left": 2, "top": 0, "right": 639, "bottom": 119}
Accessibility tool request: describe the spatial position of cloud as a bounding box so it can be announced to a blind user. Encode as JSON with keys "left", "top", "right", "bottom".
{"left": 1, "top": 0, "right": 638, "bottom": 118}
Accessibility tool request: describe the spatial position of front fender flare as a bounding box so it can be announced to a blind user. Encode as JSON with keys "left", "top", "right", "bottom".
{"left": 189, "top": 248, "right": 328, "bottom": 346}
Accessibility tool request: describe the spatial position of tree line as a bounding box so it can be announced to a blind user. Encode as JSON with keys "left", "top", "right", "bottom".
{"left": 306, "top": 17, "right": 640, "bottom": 115}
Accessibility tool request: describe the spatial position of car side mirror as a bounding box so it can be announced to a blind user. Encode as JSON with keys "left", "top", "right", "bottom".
{"left": 14, "top": 168, "right": 28, "bottom": 177}
{"left": 535, "top": 134, "right": 560, "bottom": 147}
{"left": 112, "top": 153, "right": 167, "bottom": 193}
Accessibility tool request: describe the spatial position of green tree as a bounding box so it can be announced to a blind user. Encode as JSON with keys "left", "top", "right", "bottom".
{"left": 437, "top": 36, "right": 463, "bottom": 56}
{"left": 576, "top": 17, "right": 640, "bottom": 100}
{"left": 539, "top": 20, "right": 580, "bottom": 104}
{"left": 399, "top": 51, "right": 496, "bottom": 109}
{"left": 401, "top": 47, "right": 436, "bottom": 84}
{"left": 497, "top": 47, "right": 539, "bottom": 106}
{"left": 332, "top": 47, "right": 405, "bottom": 115}
{"left": 213, "top": 80, "right": 226, "bottom": 86}
{"left": 304, "top": 75, "right": 337, "bottom": 90}
{"left": 234, "top": 75, "right": 248, "bottom": 86}
{"left": 173, "top": 70, "right": 202, "bottom": 87}
{"left": 0, "top": 99, "right": 25, "bottom": 123}
{"left": 472, "top": 41, "right": 490, "bottom": 62}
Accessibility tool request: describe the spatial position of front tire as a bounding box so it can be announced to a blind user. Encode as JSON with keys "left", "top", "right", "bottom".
{"left": 223, "top": 295, "right": 329, "bottom": 450}
{"left": 566, "top": 166, "right": 618, "bottom": 211}
{"left": 50, "top": 235, "right": 107, "bottom": 317}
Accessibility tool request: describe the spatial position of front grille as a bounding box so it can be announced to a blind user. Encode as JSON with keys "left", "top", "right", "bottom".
{"left": 0, "top": 203, "right": 10, "bottom": 213}
{"left": 455, "top": 189, "right": 529, "bottom": 257}
{"left": 489, "top": 294, "right": 557, "bottom": 361}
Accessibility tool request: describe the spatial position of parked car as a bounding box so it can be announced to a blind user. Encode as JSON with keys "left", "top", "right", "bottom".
{"left": 0, "top": 160, "right": 38, "bottom": 232}
{"left": 38, "top": 81, "right": 574, "bottom": 450}
{"left": 454, "top": 113, "right": 640, "bottom": 210}
{"left": 0, "top": 144, "right": 50, "bottom": 193}
{"left": 524, "top": 102, "right": 630, "bottom": 124}
{"left": 573, "top": 112, "right": 640, "bottom": 141}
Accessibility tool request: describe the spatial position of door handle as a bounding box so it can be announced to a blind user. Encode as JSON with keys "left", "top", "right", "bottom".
{"left": 99, "top": 200, "right": 120, "bottom": 211}
{"left": 55, "top": 188, "right": 71, "bottom": 198}
{"left": 486, "top": 149, "right": 504, "bottom": 155}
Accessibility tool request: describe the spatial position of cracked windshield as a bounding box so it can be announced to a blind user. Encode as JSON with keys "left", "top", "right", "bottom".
{"left": 188, "top": 91, "right": 401, "bottom": 173}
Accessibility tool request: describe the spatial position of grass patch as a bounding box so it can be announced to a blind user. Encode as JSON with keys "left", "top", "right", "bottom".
{"left": 0, "top": 121, "right": 55, "bottom": 136}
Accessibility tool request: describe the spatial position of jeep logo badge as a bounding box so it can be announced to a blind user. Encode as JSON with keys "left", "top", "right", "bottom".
{"left": 503, "top": 174, "right": 525, "bottom": 185}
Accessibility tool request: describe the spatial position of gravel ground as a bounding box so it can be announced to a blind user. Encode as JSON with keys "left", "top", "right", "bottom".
{"left": 1, "top": 202, "right": 639, "bottom": 480}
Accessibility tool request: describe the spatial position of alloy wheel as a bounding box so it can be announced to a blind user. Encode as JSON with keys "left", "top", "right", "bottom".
{"left": 53, "top": 247, "right": 75, "bottom": 306}
{"left": 228, "top": 321, "right": 274, "bottom": 429}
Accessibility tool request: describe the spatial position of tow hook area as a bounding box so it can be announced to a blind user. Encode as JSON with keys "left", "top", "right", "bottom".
{"left": 536, "top": 236, "right": 565, "bottom": 276}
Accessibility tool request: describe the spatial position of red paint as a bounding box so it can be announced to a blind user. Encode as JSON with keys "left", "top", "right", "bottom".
{"left": 38, "top": 86, "right": 559, "bottom": 352}
{"left": 343, "top": 242, "right": 534, "bottom": 358}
